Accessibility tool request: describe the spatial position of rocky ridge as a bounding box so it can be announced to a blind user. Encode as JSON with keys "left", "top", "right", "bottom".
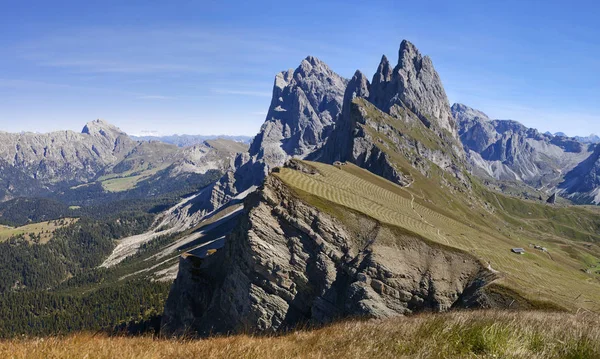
{"left": 161, "top": 169, "right": 496, "bottom": 336}
{"left": 312, "top": 40, "right": 467, "bottom": 188}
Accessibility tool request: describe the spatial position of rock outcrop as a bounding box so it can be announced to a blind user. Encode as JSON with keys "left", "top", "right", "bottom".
{"left": 161, "top": 171, "right": 495, "bottom": 336}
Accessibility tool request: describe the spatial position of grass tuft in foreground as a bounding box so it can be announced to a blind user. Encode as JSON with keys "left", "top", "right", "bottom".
{"left": 1, "top": 310, "right": 598, "bottom": 359}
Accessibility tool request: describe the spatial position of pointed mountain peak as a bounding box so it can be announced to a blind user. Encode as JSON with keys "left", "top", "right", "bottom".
{"left": 303, "top": 55, "right": 324, "bottom": 67}
{"left": 399, "top": 40, "right": 420, "bottom": 62}
{"left": 372, "top": 55, "right": 392, "bottom": 85}
{"left": 341, "top": 70, "right": 370, "bottom": 119}
{"left": 368, "top": 39, "right": 458, "bottom": 138}
{"left": 451, "top": 103, "right": 490, "bottom": 122}
{"left": 296, "top": 55, "right": 335, "bottom": 78}
{"left": 82, "top": 119, "right": 126, "bottom": 136}
{"left": 346, "top": 70, "right": 370, "bottom": 100}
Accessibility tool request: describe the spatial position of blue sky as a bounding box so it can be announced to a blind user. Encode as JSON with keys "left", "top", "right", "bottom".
{"left": 1, "top": 0, "right": 599, "bottom": 137}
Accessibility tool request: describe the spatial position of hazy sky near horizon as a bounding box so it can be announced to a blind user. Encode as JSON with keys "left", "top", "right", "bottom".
{"left": 1, "top": 0, "right": 599, "bottom": 137}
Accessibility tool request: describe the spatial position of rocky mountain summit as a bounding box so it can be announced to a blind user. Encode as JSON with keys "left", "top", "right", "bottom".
{"left": 248, "top": 56, "right": 348, "bottom": 169}
{"left": 177, "top": 56, "right": 348, "bottom": 222}
{"left": 312, "top": 40, "right": 466, "bottom": 187}
{"left": 181, "top": 40, "right": 470, "bottom": 230}
{"left": 369, "top": 40, "right": 458, "bottom": 139}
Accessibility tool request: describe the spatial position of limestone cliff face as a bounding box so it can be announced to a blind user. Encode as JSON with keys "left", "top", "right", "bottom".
{"left": 249, "top": 56, "right": 348, "bottom": 169}
{"left": 161, "top": 171, "right": 495, "bottom": 336}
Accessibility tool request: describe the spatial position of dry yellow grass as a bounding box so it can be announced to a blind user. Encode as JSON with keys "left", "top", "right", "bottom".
{"left": 1, "top": 311, "right": 598, "bottom": 359}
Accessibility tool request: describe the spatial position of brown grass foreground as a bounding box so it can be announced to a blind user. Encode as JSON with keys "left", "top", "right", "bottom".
{"left": 1, "top": 310, "right": 599, "bottom": 359}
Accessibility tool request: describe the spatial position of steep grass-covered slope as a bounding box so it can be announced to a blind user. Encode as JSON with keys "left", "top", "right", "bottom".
{"left": 276, "top": 161, "right": 600, "bottom": 312}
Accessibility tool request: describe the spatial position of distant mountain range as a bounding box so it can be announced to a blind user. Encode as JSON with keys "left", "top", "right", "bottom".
{"left": 0, "top": 120, "right": 248, "bottom": 202}
{"left": 131, "top": 134, "right": 253, "bottom": 147}
{"left": 544, "top": 131, "right": 600, "bottom": 144}
{"left": 452, "top": 104, "right": 600, "bottom": 204}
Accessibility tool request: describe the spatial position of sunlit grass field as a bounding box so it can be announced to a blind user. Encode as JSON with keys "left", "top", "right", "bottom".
{"left": 1, "top": 311, "right": 598, "bottom": 359}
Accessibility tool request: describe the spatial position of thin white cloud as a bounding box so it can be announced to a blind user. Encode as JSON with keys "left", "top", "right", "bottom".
{"left": 14, "top": 27, "right": 307, "bottom": 76}
{"left": 211, "top": 89, "right": 271, "bottom": 97}
{"left": 40, "top": 60, "right": 212, "bottom": 74}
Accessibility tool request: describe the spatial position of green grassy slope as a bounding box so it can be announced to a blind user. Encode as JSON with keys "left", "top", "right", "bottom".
{"left": 0, "top": 218, "right": 78, "bottom": 243}
{"left": 275, "top": 161, "right": 600, "bottom": 312}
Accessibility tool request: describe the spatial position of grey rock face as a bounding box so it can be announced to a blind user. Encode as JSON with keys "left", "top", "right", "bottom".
{"left": 369, "top": 40, "right": 458, "bottom": 138}
{"left": 161, "top": 172, "right": 494, "bottom": 336}
{"left": 452, "top": 103, "right": 593, "bottom": 187}
{"left": 0, "top": 119, "right": 136, "bottom": 185}
{"left": 248, "top": 56, "right": 348, "bottom": 169}
{"left": 559, "top": 145, "right": 600, "bottom": 204}
{"left": 310, "top": 70, "right": 371, "bottom": 164}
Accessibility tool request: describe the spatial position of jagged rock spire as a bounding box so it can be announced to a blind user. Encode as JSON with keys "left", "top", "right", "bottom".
{"left": 248, "top": 55, "right": 348, "bottom": 169}
{"left": 369, "top": 40, "right": 458, "bottom": 138}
